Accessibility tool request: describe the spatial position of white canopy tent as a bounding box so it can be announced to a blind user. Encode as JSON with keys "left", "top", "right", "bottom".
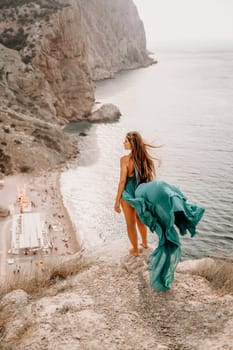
{"left": 11, "top": 213, "right": 47, "bottom": 253}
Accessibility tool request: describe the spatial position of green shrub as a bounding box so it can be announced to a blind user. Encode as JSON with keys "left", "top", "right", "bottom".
{"left": 0, "top": 27, "right": 28, "bottom": 51}
{"left": 0, "top": 0, "right": 66, "bottom": 10}
{"left": 22, "top": 54, "right": 33, "bottom": 64}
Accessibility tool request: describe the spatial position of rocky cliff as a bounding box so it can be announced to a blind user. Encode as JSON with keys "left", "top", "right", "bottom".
{"left": 80, "top": 0, "right": 152, "bottom": 80}
{"left": 0, "top": 0, "right": 152, "bottom": 174}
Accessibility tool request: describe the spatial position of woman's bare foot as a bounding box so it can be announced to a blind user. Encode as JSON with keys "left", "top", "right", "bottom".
{"left": 140, "top": 243, "right": 148, "bottom": 249}
{"left": 129, "top": 247, "right": 142, "bottom": 256}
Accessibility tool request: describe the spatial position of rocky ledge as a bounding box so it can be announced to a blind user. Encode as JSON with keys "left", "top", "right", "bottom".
{"left": 0, "top": 107, "right": 77, "bottom": 176}
{"left": 0, "top": 241, "right": 232, "bottom": 350}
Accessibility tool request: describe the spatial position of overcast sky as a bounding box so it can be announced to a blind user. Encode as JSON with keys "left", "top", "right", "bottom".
{"left": 134, "top": 0, "right": 233, "bottom": 48}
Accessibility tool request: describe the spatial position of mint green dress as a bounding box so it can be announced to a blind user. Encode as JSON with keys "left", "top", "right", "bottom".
{"left": 122, "top": 174, "right": 205, "bottom": 291}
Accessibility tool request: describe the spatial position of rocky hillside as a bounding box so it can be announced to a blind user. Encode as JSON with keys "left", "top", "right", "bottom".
{"left": 0, "top": 108, "right": 78, "bottom": 175}
{"left": 0, "top": 0, "right": 152, "bottom": 174}
{"left": 0, "top": 241, "right": 233, "bottom": 350}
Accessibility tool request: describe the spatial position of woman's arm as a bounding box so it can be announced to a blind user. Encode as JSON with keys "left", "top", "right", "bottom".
{"left": 114, "top": 156, "right": 128, "bottom": 213}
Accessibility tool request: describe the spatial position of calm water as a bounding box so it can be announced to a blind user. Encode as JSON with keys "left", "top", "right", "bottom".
{"left": 61, "top": 49, "right": 233, "bottom": 260}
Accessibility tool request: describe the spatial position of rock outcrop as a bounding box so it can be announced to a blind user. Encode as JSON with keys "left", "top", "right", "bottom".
{"left": 0, "top": 0, "right": 152, "bottom": 174}
{"left": 0, "top": 107, "right": 78, "bottom": 175}
{"left": 0, "top": 242, "right": 233, "bottom": 350}
{"left": 87, "top": 103, "right": 121, "bottom": 123}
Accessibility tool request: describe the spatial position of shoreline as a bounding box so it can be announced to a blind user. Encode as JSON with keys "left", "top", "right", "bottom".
{"left": 0, "top": 167, "right": 82, "bottom": 282}
{"left": 56, "top": 169, "right": 82, "bottom": 252}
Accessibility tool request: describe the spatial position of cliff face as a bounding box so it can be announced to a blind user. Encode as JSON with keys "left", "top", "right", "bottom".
{"left": 0, "top": 0, "right": 151, "bottom": 174}
{"left": 79, "top": 0, "right": 152, "bottom": 80}
{"left": 0, "top": 0, "right": 94, "bottom": 123}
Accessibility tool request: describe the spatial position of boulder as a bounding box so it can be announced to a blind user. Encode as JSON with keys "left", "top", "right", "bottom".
{"left": 88, "top": 103, "right": 121, "bottom": 123}
{"left": 0, "top": 289, "right": 29, "bottom": 312}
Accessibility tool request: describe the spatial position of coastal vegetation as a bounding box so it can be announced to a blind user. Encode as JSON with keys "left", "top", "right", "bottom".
{"left": 0, "top": 27, "right": 28, "bottom": 51}
{"left": 191, "top": 258, "right": 233, "bottom": 295}
{"left": 0, "top": 254, "right": 91, "bottom": 298}
{"left": 0, "top": 256, "right": 232, "bottom": 300}
{"left": 0, "top": 0, "right": 65, "bottom": 10}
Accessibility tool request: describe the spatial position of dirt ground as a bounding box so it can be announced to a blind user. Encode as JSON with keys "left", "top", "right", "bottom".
{"left": 0, "top": 239, "right": 233, "bottom": 350}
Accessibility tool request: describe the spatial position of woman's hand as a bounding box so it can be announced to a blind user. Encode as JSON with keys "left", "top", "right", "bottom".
{"left": 114, "top": 199, "right": 121, "bottom": 213}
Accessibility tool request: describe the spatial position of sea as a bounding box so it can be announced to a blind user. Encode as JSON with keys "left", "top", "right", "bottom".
{"left": 61, "top": 46, "right": 233, "bottom": 261}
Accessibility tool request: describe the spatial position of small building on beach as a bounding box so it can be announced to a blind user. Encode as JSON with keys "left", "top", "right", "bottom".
{"left": 10, "top": 212, "right": 48, "bottom": 254}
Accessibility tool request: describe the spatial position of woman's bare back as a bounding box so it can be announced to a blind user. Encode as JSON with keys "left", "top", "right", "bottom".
{"left": 124, "top": 155, "right": 135, "bottom": 178}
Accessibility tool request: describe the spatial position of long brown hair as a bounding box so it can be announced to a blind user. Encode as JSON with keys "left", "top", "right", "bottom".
{"left": 126, "top": 131, "right": 159, "bottom": 183}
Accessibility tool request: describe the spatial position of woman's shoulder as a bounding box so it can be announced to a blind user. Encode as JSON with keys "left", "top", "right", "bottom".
{"left": 120, "top": 155, "right": 134, "bottom": 176}
{"left": 120, "top": 155, "right": 131, "bottom": 163}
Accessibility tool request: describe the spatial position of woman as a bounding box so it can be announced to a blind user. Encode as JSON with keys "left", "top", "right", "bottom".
{"left": 114, "top": 131, "right": 205, "bottom": 291}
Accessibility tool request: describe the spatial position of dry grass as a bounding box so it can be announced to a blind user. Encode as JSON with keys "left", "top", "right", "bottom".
{"left": 191, "top": 258, "right": 233, "bottom": 294}
{"left": 0, "top": 315, "right": 35, "bottom": 350}
{"left": 0, "top": 254, "right": 92, "bottom": 299}
{"left": 0, "top": 254, "right": 92, "bottom": 349}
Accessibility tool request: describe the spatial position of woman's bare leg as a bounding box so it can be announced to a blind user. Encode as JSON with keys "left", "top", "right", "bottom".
{"left": 121, "top": 199, "right": 141, "bottom": 256}
{"left": 136, "top": 214, "right": 148, "bottom": 248}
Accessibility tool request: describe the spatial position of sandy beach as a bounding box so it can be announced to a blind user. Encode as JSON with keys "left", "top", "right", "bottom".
{"left": 0, "top": 169, "right": 82, "bottom": 282}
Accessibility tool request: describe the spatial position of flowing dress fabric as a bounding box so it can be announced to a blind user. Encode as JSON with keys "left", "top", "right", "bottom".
{"left": 122, "top": 176, "right": 205, "bottom": 291}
